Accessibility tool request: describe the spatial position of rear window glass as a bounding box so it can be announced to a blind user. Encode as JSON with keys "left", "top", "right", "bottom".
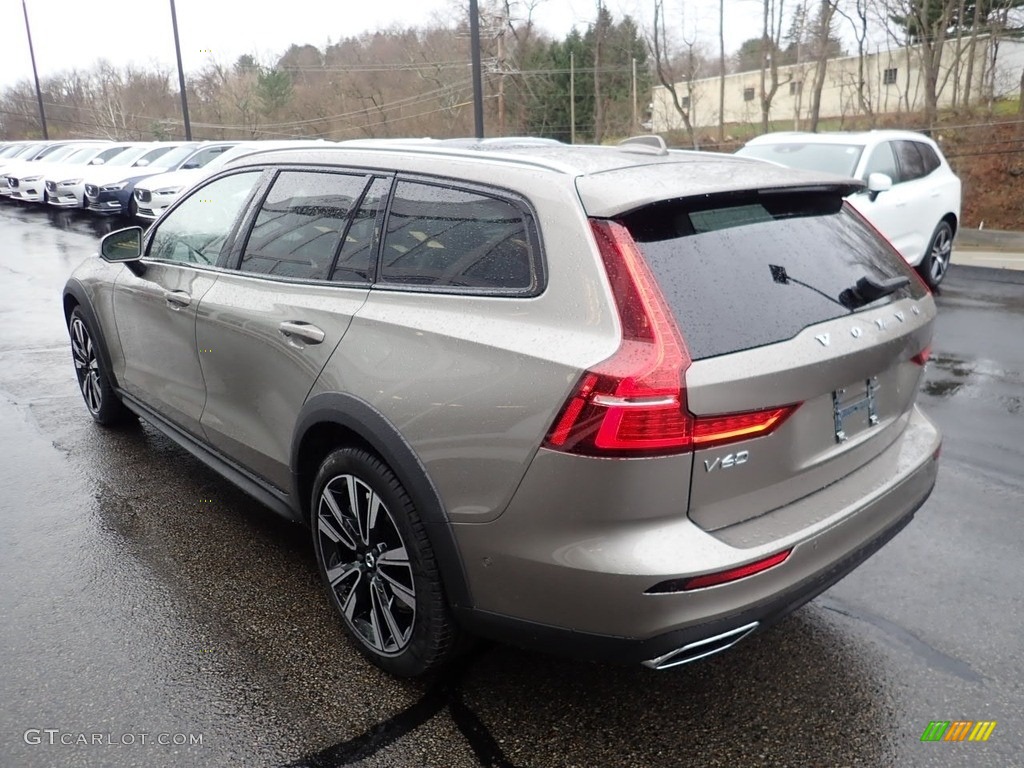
{"left": 622, "top": 192, "right": 927, "bottom": 360}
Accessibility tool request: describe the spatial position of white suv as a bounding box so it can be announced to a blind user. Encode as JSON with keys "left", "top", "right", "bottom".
{"left": 736, "top": 130, "right": 962, "bottom": 287}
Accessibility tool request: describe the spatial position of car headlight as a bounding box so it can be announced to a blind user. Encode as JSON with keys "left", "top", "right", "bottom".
{"left": 154, "top": 188, "right": 180, "bottom": 195}
{"left": 100, "top": 182, "right": 128, "bottom": 192}
{"left": 59, "top": 179, "right": 82, "bottom": 186}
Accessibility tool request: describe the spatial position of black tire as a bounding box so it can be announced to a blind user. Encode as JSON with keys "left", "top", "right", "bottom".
{"left": 68, "top": 307, "right": 133, "bottom": 426}
{"left": 311, "top": 447, "right": 459, "bottom": 677}
{"left": 917, "top": 220, "right": 953, "bottom": 289}
{"left": 128, "top": 196, "right": 139, "bottom": 218}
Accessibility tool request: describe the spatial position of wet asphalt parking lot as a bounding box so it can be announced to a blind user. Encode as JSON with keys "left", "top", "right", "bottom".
{"left": 1, "top": 202, "right": 1022, "bottom": 768}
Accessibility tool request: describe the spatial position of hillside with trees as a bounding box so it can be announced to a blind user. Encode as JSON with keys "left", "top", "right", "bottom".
{"left": 1, "top": 0, "right": 1022, "bottom": 227}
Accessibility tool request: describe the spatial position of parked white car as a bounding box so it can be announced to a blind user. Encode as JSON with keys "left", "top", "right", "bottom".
{"left": 132, "top": 140, "right": 330, "bottom": 221}
{"left": 1, "top": 142, "right": 108, "bottom": 200}
{"left": 8, "top": 144, "right": 130, "bottom": 204}
{"left": 735, "top": 130, "right": 962, "bottom": 287}
{"left": 45, "top": 144, "right": 160, "bottom": 209}
{"left": 81, "top": 143, "right": 194, "bottom": 215}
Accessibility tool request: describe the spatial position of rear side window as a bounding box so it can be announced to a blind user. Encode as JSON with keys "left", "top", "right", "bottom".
{"left": 916, "top": 142, "right": 941, "bottom": 175}
{"left": 621, "top": 193, "right": 927, "bottom": 360}
{"left": 379, "top": 181, "right": 539, "bottom": 292}
{"left": 241, "top": 171, "right": 371, "bottom": 281}
{"left": 894, "top": 141, "right": 927, "bottom": 181}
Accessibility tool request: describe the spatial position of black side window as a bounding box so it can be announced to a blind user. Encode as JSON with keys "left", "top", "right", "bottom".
{"left": 894, "top": 141, "right": 927, "bottom": 182}
{"left": 241, "top": 171, "right": 370, "bottom": 281}
{"left": 916, "top": 142, "right": 941, "bottom": 175}
{"left": 862, "top": 142, "right": 898, "bottom": 182}
{"left": 379, "top": 181, "right": 537, "bottom": 291}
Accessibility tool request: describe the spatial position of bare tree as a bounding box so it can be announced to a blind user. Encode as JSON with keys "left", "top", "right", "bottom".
{"left": 651, "top": 0, "right": 698, "bottom": 148}
{"left": 834, "top": 0, "right": 877, "bottom": 122}
{"left": 760, "top": 0, "right": 787, "bottom": 132}
{"left": 808, "top": 0, "right": 840, "bottom": 130}
{"left": 890, "top": 0, "right": 960, "bottom": 128}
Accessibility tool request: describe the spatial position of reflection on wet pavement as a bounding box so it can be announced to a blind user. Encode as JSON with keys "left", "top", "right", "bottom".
{"left": 1, "top": 204, "right": 1022, "bottom": 768}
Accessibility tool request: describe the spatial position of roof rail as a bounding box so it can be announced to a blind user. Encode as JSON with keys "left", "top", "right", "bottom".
{"left": 617, "top": 135, "right": 668, "bottom": 156}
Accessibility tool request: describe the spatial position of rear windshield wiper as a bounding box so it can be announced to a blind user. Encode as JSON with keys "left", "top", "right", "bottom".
{"left": 839, "top": 275, "right": 909, "bottom": 309}
{"left": 769, "top": 264, "right": 846, "bottom": 308}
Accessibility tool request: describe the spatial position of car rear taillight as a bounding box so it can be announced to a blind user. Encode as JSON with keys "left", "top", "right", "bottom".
{"left": 543, "top": 219, "right": 798, "bottom": 457}
{"left": 911, "top": 345, "right": 931, "bottom": 366}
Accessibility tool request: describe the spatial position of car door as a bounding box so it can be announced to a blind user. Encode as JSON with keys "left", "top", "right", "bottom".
{"left": 889, "top": 140, "right": 940, "bottom": 262}
{"left": 112, "top": 170, "right": 264, "bottom": 437}
{"left": 847, "top": 140, "right": 916, "bottom": 258}
{"left": 195, "top": 169, "right": 389, "bottom": 490}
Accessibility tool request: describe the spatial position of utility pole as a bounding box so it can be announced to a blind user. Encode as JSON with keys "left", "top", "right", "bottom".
{"left": 169, "top": 0, "right": 192, "bottom": 140}
{"left": 570, "top": 51, "right": 576, "bottom": 144}
{"left": 631, "top": 57, "right": 638, "bottom": 132}
{"left": 497, "top": 8, "right": 506, "bottom": 136}
{"left": 718, "top": 0, "right": 726, "bottom": 144}
{"left": 469, "top": 0, "right": 485, "bottom": 138}
{"left": 593, "top": 0, "right": 604, "bottom": 144}
{"left": 21, "top": 0, "right": 48, "bottom": 139}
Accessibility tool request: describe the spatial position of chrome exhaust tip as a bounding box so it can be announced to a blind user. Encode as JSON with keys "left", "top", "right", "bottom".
{"left": 642, "top": 621, "right": 760, "bottom": 670}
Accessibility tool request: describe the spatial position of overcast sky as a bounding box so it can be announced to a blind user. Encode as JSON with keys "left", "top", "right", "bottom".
{"left": 0, "top": 0, "right": 766, "bottom": 90}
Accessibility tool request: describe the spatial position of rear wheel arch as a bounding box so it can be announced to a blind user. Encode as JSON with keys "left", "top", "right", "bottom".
{"left": 942, "top": 212, "right": 958, "bottom": 236}
{"left": 291, "top": 393, "right": 473, "bottom": 611}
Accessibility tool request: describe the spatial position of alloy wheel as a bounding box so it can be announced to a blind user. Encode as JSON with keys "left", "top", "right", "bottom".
{"left": 316, "top": 474, "right": 416, "bottom": 656}
{"left": 929, "top": 225, "right": 952, "bottom": 284}
{"left": 70, "top": 316, "right": 102, "bottom": 415}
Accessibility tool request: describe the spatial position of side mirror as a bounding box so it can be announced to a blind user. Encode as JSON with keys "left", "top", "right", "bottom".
{"left": 182, "top": 162, "right": 200, "bottom": 169}
{"left": 89, "top": 158, "right": 106, "bottom": 166}
{"left": 100, "top": 227, "right": 145, "bottom": 275}
{"left": 866, "top": 172, "right": 893, "bottom": 201}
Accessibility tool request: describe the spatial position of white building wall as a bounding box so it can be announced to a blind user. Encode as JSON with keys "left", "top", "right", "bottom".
{"left": 652, "top": 38, "right": 1024, "bottom": 135}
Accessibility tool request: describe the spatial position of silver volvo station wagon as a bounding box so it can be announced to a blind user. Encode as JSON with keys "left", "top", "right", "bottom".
{"left": 63, "top": 137, "right": 941, "bottom": 677}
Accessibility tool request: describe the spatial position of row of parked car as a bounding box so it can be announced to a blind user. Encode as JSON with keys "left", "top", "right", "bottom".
{"left": 2, "top": 129, "right": 962, "bottom": 290}
{"left": 0, "top": 138, "right": 327, "bottom": 222}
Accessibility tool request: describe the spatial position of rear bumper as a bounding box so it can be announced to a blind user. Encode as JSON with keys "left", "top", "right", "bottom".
{"left": 453, "top": 405, "right": 940, "bottom": 665}
{"left": 459, "top": 492, "right": 925, "bottom": 665}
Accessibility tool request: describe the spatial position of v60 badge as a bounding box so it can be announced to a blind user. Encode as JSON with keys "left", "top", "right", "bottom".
{"left": 704, "top": 450, "right": 750, "bottom": 472}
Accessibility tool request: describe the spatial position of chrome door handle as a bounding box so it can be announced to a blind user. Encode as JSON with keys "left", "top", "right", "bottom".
{"left": 165, "top": 290, "right": 192, "bottom": 309}
{"left": 279, "top": 321, "right": 325, "bottom": 344}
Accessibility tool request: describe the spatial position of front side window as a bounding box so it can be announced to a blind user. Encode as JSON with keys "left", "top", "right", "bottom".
{"left": 862, "top": 142, "right": 898, "bottom": 181}
{"left": 181, "top": 145, "right": 234, "bottom": 170}
{"left": 147, "top": 171, "right": 261, "bottom": 266}
{"left": 240, "top": 171, "right": 372, "bottom": 281}
{"left": 379, "top": 181, "right": 538, "bottom": 292}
